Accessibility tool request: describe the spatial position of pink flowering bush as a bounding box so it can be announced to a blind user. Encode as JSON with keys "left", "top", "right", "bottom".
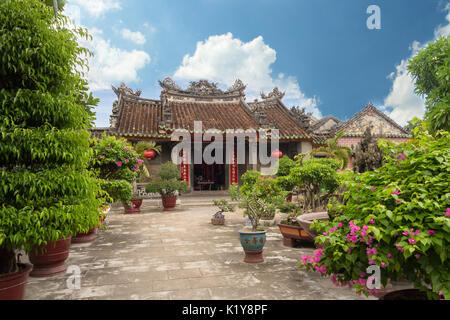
{"left": 300, "top": 128, "right": 450, "bottom": 300}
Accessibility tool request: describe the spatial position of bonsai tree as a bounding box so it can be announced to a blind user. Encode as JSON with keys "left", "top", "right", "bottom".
{"left": 212, "top": 199, "right": 235, "bottom": 220}
{"left": 300, "top": 127, "right": 450, "bottom": 300}
{"left": 145, "top": 161, "right": 189, "bottom": 196}
{"left": 0, "top": 0, "right": 102, "bottom": 274}
{"left": 313, "top": 131, "right": 352, "bottom": 169}
{"left": 288, "top": 158, "right": 341, "bottom": 212}
{"left": 89, "top": 135, "right": 144, "bottom": 204}
{"left": 353, "top": 127, "right": 384, "bottom": 173}
{"left": 230, "top": 172, "right": 287, "bottom": 231}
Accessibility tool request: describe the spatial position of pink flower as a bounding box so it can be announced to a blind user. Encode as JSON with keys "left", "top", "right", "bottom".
{"left": 427, "top": 230, "right": 435, "bottom": 236}
{"left": 409, "top": 238, "right": 416, "bottom": 244}
{"left": 415, "top": 254, "right": 421, "bottom": 259}
{"left": 369, "top": 219, "right": 375, "bottom": 224}
{"left": 403, "top": 231, "right": 409, "bottom": 236}
{"left": 381, "top": 262, "right": 387, "bottom": 268}
{"left": 387, "top": 253, "right": 392, "bottom": 259}
{"left": 133, "top": 165, "right": 139, "bottom": 172}
{"left": 414, "top": 230, "right": 421, "bottom": 235}
{"left": 446, "top": 208, "right": 450, "bottom": 217}
{"left": 400, "top": 154, "right": 406, "bottom": 160}
{"left": 115, "top": 161, "right": 122, "bottom": 166}
{"left": 392, "top": 190, "right": 401, "bottom": 195}
{"left": 137, "top": 159, "right": 143, "bottom": 164}
{"left": 338, "top": 222, "right": 343, "bottom": 228}
{"left": 124, "top": 158, "right": 129, "bottom": 163}
{"left": 323, "top": 232, "right": 328, "bottom": 236}
{"left": 370, "top": 186, "right": 376, "bottom": 191}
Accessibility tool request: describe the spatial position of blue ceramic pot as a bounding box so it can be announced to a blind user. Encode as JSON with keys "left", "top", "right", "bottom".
{"left": 238, "top": 229, "right": 267, "bottom": 252}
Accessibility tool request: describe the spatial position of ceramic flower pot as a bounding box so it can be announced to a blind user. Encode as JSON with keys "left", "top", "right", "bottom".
{"left": 29, "top": 236, "right": 71, "bottom": 277}
{"left": 211, "top": 214, "right": 225, "bottom": 225}
{"left": 0, "top": 263, "right": 32, "bottom": 300}
{"left": 238, "top": 230, "right": 267, "bottom": 263}
{"left": 123, "top": 198, "right": 143, "bottom": 214}
{"left": 71, "top": 228, "right": 98, "bottom": 244}
{"left": 162, "top": 195, "right": 177, "bottom": 211}
{"left": 277, "top": 223, "right": 313, "bottom": 247}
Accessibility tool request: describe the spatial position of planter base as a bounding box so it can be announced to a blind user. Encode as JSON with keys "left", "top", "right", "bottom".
{"left": 0, "top": 263, "right": 32, "bottom": 300}
{"left": 211, "top": 218, "right": 225, "bottom": 225}
{"left": 243, "top": 250, "right": 264, "bottom": 263}
{"left": 379, "top": 289, "right": 428, "bottom": 300}
{"left": 163, "top": 207, "right": 176, "bottom": 211}
{"left": 29, "top": 237, "right": 71, "bottom": 278}
{"left": 30, "top": 261, "right": 67, "bottom": 277}
{"left": 282, "top": 237, "right": 296, "bottom": 247}
{"left": 71, "top": 228, "right": 98, "bottom": 244}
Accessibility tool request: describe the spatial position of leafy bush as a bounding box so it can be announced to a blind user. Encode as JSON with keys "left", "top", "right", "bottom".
{"left": 89, "top": 135, "right": 144, "bottom": 183}
{"left": 99, "top": 180, "right": 133, "bottom": 203}
{"left": 300, "top": 128, "right": 450, "bottom": 300}
{"left": 230, "top": 172, "right": 288, "bottom": 231}
{"left": 288, "top": 158, "right": 341, "bottom": 212}
{"left": 0, "top": 0, "right": 102, "bottom": 273}
{"left": 145, "top": 162, "right": 189, "bottom": 196}
{"left": 275, "top": 156, "right": 295, "bottom": 177}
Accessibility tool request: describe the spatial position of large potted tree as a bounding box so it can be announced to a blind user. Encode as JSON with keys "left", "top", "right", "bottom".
{"left": 230, "top": 172, "right": 287, "bottom": 263}
{"left": 145, "top": 162, "right": 189, "bottom": 211}
{"left": 0, "top": 0, "right": 103, "bottom": 293}
{"left": 89, "top": 135, "right": 145, "bottom": 214}
{"left": 299, "top": 127, "right": 450, "bottom": 300}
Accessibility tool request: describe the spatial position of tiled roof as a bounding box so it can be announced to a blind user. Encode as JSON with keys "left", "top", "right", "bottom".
{"left": 116, "top": 100, "right": 161, "bottom": 137}
{"left": 169, "top": 101, "right": 257, "bottom": 132}
{"left": 311, "top": 115, "right": 343, "bottom": 132}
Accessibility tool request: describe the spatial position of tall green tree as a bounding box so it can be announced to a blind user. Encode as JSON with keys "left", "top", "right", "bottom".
{"left": 0, "top": 0, "right": 102, "bottom": 274}
{"left": 408, "top": 36, "right": 450, "bottom": 134}
{"left": 313, "top": 131, "right": 352, "bottom": 169}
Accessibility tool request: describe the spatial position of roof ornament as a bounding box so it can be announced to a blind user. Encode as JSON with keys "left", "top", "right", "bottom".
{"left": 290, "top": 106, "right": 312, "bottom": 132}
{"left": 226, "top": 79, "right": 246, "bottom": 93}
{"left": 260, "top": 87, "right": 285, "bottom": 100}
{"left": 158, "top": 77, "right": 183, "bottom": 91}
{"left": 187, "top": 80, "right": 223, "bottom": 95}
{"left": 112, "top": 83, "right": 141, "bottom": 97}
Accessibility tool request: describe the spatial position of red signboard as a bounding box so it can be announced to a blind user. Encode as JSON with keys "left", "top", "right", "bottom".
{"left": 229, "top": 149, "right": 238, "bottom": 185}
{"left": 180, "top": 150, "right": 190, "bottom": 187}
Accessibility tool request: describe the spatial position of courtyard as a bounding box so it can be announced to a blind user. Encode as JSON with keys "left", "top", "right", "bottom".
{"left": 23, "top": 200, "right": 371, "bottom": 300}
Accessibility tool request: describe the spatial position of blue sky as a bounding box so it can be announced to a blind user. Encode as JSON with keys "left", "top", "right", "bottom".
{"left": 63, "top": 0, "right": 450, "bottom": 127}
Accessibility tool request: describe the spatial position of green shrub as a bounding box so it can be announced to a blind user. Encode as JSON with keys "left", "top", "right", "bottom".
{"left": 300, "top": 128, "right": 450, "bottom": 299}
{"left": 0, "top": 0, "right": 102, "bottom": 273}
{"left": 145, "top": 162, "right": 189, "bottom": 196}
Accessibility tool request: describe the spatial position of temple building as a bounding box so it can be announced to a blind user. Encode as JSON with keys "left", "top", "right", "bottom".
{"left": 94, "top": 78, "right": 320, "bottom": 191}
{"left": 93, "top": 79, "right": 410, "bottom": 191}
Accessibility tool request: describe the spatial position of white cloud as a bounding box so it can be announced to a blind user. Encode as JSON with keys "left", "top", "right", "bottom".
{"left": 383, "top": 5, "right": 450, "bottom": 126}
{"left": 173, "top": 33, "right": 322, "bottom": 118}
{"left": 69, "top": 0, "right": 121, "bottom": 17}
{"left": 121, "top": 28, "right": 146, "bottom": 45}
{"left": 63, "top": 4, "right": 151, "bottom": 91}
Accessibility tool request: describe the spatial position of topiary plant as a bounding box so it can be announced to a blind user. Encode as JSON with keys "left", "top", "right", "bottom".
{"left": 353, "top": 127, "right": 384, "bottom": 173}
{"left": 0, "top": 0, "right": 103, "bottom": 274}
{"left": 145, "top": 162, "right": 189, "bottom": 196}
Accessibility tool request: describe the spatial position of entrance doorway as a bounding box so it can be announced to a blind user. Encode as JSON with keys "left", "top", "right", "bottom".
{"left": 193, "top": 145, "right": 226, "bottom": 191}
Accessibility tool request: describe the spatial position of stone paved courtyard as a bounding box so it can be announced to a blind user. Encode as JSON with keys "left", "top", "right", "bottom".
{"left": 23, "top": 201, "right": 373, "bottom": 300}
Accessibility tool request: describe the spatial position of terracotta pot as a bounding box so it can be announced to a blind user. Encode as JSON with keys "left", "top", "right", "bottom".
{"left": 211, "top": 214, "right": 225, "bottom": 225}
{"left": 0, "top": 263, "right": 32, "bottom": 300}
{"left": 29, "top": 237, "right": 71, "bottom": 277}
{"left": 378, "top": 289, "right": 428, "bottom": 300}
{"left": 71, "top": 228, "right": 98, "bottom": 244}
{"left": 123, "top": 198, "right": 143, "bottom": 214}
{"left": 296, "top": 212, "right": 329, "bottom": 239}
{"left": 277, "top": 223, "right": 313, "bottom": 247}
{"left": 162, "top": 195, "right": 177, "bottom": 211}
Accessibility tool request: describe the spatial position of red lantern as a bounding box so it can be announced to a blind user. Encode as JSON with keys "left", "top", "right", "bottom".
{"left": 271, "top": 150, "right": 283, "bottom": 159}
{"left": 143, "top": 149, "right": 156, "bottom": 160}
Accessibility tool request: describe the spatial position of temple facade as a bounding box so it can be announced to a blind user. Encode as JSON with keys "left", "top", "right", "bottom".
{"left": 94, "top": 79, "right": 410, "bottom": 191}
{"left": 95, "top": 78, "right": 320, "bottom": 191}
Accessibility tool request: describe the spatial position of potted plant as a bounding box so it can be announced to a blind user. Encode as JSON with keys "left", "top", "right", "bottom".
{"left": 211, "top": 199, "right": 235, "bottom": 225}
{"left": 299, "top": 128, "right": 450, "bottom": 300}
{"left": 286, "top": 158, "right": 340, "bottom": 240}
{"left": 145, "top": 162, "right": 189, "bottom": 211}
{"left": 230, "top": 172, "right": 287, "bottom": 263}
{"left": 0, "top": 0, "right": 103, "bottom": 288}
{"left": 275, "top": 155, "right": 296, "bottom": 201}
{"left": 89, "top": 135, "right": 145, "bottom": 214}
{"left": 277, "top": 202, "right": 313, "bottom": 247}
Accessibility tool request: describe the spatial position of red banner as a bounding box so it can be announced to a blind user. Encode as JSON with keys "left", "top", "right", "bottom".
{"left": 229, "top": 149, "right": 238, "bottom": 185}
{"left": 180, "top": 150, "right": 190, "bottom": 187}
